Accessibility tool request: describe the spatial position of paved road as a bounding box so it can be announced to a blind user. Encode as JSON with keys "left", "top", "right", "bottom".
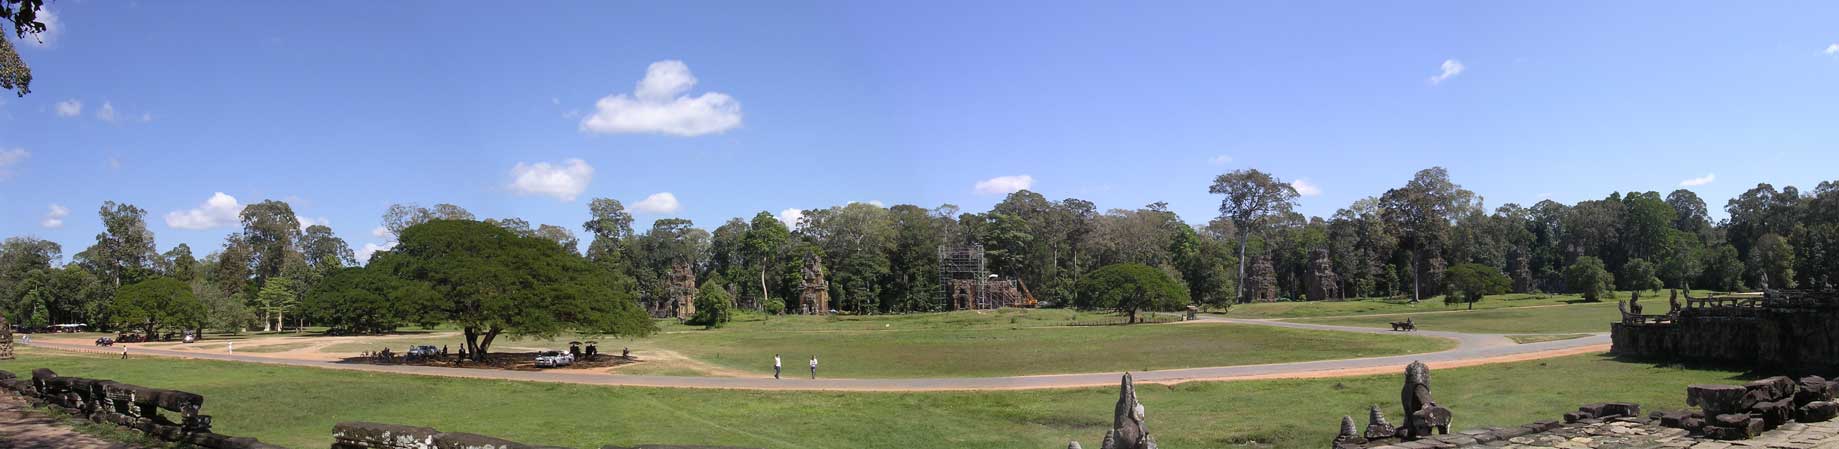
{"left": 23, "top": 318, "right": 1609, "bottom": 392}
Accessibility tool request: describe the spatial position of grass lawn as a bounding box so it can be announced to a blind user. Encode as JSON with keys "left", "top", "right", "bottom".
{"left": 1285, "top": 301, "right": 1623, "bottom": 334}
{"left": 1226, "top": 290, "right": 1708, "bottom": 320}
{"left": 636, "top": 308, "right": 1451, "bottom": 378}
{"left": 300, "top": 309, "right": 1450, "bottom": 378}
{"left": 0, "top": 347, "right": 1753, "bottom": 449}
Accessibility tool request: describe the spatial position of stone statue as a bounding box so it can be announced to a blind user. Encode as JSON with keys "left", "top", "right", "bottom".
{"left": 1363, "top": 404, "right": 1396, "bottom": 439}
{"left": 1669, "top": 289, "right": 1682, "bottom": 315}
{"left": 1629, "top": 290, "right": 1643, "bottom": 316}
{"left": 1100, "top": 373, "right": 1157, "bottom": 449}
{"left": 1399, "top": 361, "right": 1452, "bottom": 440}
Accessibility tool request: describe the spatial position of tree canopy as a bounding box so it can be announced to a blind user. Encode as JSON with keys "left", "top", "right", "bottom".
{"left": 111, "top": 277, "right": 205, "bottom": 338}
{"left": 1074, "top": 263, "right": 1189, "bottom": 323}
{"left": 1442, "top": 263, "right": 1509, "bottom": 310}
{"left": 372, "top": 219, "right": 654, "bottom": 360}
{"left": 1564, "top": 256, "right": 1615, "bottom": 302}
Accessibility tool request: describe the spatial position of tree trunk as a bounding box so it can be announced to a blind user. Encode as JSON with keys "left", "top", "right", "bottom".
{"left": 1410, "top": 246, "right": 1421, "bottom": 303}
{"left": 1235, "top": 233, "right": 1249, "bottom": 303}
{"left": 275, "top": 308, "right": 284, "bottom": 333}
{"left": 462, "top": 327, "right": 478, "bottom": 360}
{"left": 476, "top": 327, "right": 501, "bottom": 362}
{"left": 759, "top": 262, "right": 769, "bottom": 312}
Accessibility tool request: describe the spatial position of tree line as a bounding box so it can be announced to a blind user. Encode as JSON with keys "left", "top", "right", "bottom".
{"left": 2, "top": 166, "right": 1835, "bottom": 340}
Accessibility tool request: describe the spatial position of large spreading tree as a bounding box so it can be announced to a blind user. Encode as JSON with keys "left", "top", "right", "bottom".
{"left": 1073, "top": 263, "right": 1189, "bottom": 323}
{"left": 1209, "top": 169, "right": 1300, "bottom": 303}
{"left": 111, "top": 277, "right": 205, "bottom": 338}
{"left": 373, "top": 219, "right": 655, "bottom": 361}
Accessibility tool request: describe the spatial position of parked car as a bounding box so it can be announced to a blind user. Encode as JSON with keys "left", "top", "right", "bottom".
{"left": 94, "top": 337, "right": 114, "bottom": 347}
{"left": 534, "top": 350, "right": 575, "bottom": 368}
{"left": 407, "top": 345, "right": 440, "bottom": 359}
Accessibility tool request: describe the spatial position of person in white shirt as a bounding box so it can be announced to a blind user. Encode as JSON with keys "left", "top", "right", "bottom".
{"left": 773, "top": 354, "right": 782, "bottom": 379}
{"left": 809, "top": 355, "right": 818, "bottom": 379}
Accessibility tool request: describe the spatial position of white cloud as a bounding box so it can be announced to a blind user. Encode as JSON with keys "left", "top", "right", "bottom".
{"left": 1290, "top": 179, "right": 1323, "bottom": 197}
{"left": 371, "top": 226, "right": 390, "bottom": 238}
{"left": 19, "top": 8, "right": 59, "bottom": 48}
{"left": 1428, "top": 59, "right": 1465, "bottom": 85}
{"left": 778, "top": 208, "right": 805, "bottom": 227}
{"left": 974, "top": 175, "right": 1035, "bottom": 195}
{"left": 164, "top": 192, "right": 245, "bottom": 230}
{"left": 1208, "top": 155, "right": 1233, "bottom": 165}
{"left": 632, "top": 192, "right": 681, "bottom": 214}
{"left": 40, "top": 204, "right": 68, "bottom": 229}
{"left": 95, "top": 101, "right": 116, "bottom": 122}
{"left": 298, "top": 216, "right": 330, "bottom": 232}
{"left": 1826, "top": 44, "right": 1839, "bottom": 56}
{"left": 139, "top": 112, "right": 153, "bottom": 123}
{"left": 579, "top": 60, "right": 743, "bottom": 136}
{"left": 356, "top": 241, "right": 396, "bottom": 263}
{"left": 54, "top": 99, "right": 81, "bottom": 117}
{"left": 508, "top": 158, "right": 594, "bottom": 201}
{"left": 0, "top": 148, "right": 27, "bottom": 180}
{"left": 1679, "top": 173, "right": 1717, "bottom": 187}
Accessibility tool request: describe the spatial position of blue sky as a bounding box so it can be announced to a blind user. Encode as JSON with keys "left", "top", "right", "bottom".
{"left": 2, "top": 1, "right": 1838, "bottom": 261}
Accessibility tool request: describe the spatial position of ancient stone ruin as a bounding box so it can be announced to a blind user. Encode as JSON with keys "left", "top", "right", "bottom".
{"left": 1308, "top": 248, "right": 1344, "bottom": 301}
{"left": 798, "top": 251, "right": 831, "bottom": 315}
{"left": 1657, "top": 376, "right": 1839, "bottom": 440}
{"left": 1249, "top": 254, "right": 1279, "bottom": 302}
{"left": 667, "top": 261, "right": 697, "bottom": 320}
{"left": 0, "top": 313, "right": 13, "bottom": 360}
{"left": 1611, "top": 289, "right": 1839, "bottom": 372}
{"left": 0, "top": 368, "right": 283, "bottom": 449}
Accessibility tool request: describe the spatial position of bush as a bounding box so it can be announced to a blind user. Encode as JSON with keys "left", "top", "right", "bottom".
{"left": 1619, "top": 258, "right": 1662, "bottom": 292}
{"left": 686, "top": 280, "right": 734, "bottom": 329}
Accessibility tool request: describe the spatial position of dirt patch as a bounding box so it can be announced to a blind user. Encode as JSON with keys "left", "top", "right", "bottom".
{"left": 335, "top": 352, "right": 644, "bottom": 372}
{"left": 0, "top": 394, "right": 147, "bottom": 449}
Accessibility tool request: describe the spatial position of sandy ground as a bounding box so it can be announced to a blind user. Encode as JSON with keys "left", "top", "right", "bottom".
{"left": 0, "top": 394, "right": 145, "bottom": 449}
{"left": 40, "top": 332, "right": 466, "bottom": 362}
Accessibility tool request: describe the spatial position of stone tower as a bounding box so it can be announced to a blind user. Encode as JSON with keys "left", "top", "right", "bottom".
{"left": 799, "top": 252, "right": 831, "bottom": 314}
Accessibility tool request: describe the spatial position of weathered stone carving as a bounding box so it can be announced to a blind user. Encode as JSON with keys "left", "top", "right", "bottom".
{"left": 1612, "top": 289, "right": 1839, "bottom": 372}
{"left": 0, "top": 368, "right": 282, "bottom": 449}
{"left": 1333, "top": 415, "right": 1362, "bottom": 449}
{"left": 798, "top": 252, "right": 830, "bottom": 315}
{"left": 1099, "top": 373, "right": 1156, "bottom": 449}
{"left": 1399, "top": 361, "right": 1452, "bottom": 440}
{"left": 1363, "top": 405, "right": 1396, "bottom": 439}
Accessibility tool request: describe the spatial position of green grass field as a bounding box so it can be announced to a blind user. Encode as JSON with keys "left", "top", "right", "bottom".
{"left": 1225, "top": 290, "right": 1707, "bottom": 320}
{"left": 0, "top": 347, "right": 1753, "bottom": 449}
{"left": 1285, "top": 301, "right": 1623, "bottom": 334}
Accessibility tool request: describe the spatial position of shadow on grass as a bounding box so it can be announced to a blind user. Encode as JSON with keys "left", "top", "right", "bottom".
{"left": 1595, "top": 353, "right": 1783, "bottom": 382}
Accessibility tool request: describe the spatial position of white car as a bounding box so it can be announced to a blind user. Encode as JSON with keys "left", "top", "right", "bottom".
{"left": 534, "top": 350, "right": 575, "bottom": 368}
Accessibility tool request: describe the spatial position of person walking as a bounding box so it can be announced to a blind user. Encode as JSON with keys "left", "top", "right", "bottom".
{"left": 773, "top": 354, "right": 782, "bottom": 379}
{"left": 226, "top": 341, "right": 233, "bottom": 354}
{"left": 809, "top": 355, "right": 818, "bottom": 379}
{"left": 121, "top": 347, "right": 128, "bottom": 360}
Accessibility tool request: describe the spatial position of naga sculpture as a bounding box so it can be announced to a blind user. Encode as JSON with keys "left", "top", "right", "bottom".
{"left": 1399, "top": 361, "right": 1453, "bottom": 440}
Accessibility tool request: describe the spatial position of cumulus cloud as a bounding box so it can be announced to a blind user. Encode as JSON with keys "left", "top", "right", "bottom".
{"left": 0, "top": 148, "right": 27, "bottom": 180}
{"left": 1429, "top": 59, "right": 1465, "bottom": 85}
{"left": 298, "top": 216, "right": 330, "bottom": 232}
{"left": 357, "top": 241, "right": 395, "bottom": 264}
{"left": 1826, "top": 44, "right": 1839, "bottom": 56}
{"left": 974, "top": 175, "right": 1035, "bottom": 195}
{"left": 579, "top": 60, "right": 742, "bottom": 136}
{"left": 371, "top": 226, "right": 390, "bottom": 238}
{"left": 508, "top": 158, "right": 594, "bottom": 201}
{"left": 1679, "top": 173, "right": 1716, "bottom": 187}
{"left": 54, "top": 99, "right": 80, "bottom": 117}
{"left": 96, "top": 101, "right": 116, "bottom": 122}
{"left": 779, "top": 208, "right": 805, "bottom": 227}
{"left": 1209, "top": 155, "right": 1233, "bottom": 165}
{"left": 632, "top": 192, "right": 681, "bottom": 214}
{"left": 164, "top": 192, "right": 245, "bottom": 230}
{"left": 41, "top": 204, "right": 68, "bottom": 228}
{"left": 1290, "top": 179, "right": 1323, "bottom": 197}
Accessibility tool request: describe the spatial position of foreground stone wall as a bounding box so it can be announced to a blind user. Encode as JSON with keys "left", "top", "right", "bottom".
{"left": 331, "top": 421, "right": 756, "bottom": 449}
{"left": 1611, "top": 290, "right": 1839, "bottom": 372}
{"left": 0, "top": 368, "right": 284, "bottom": 449}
